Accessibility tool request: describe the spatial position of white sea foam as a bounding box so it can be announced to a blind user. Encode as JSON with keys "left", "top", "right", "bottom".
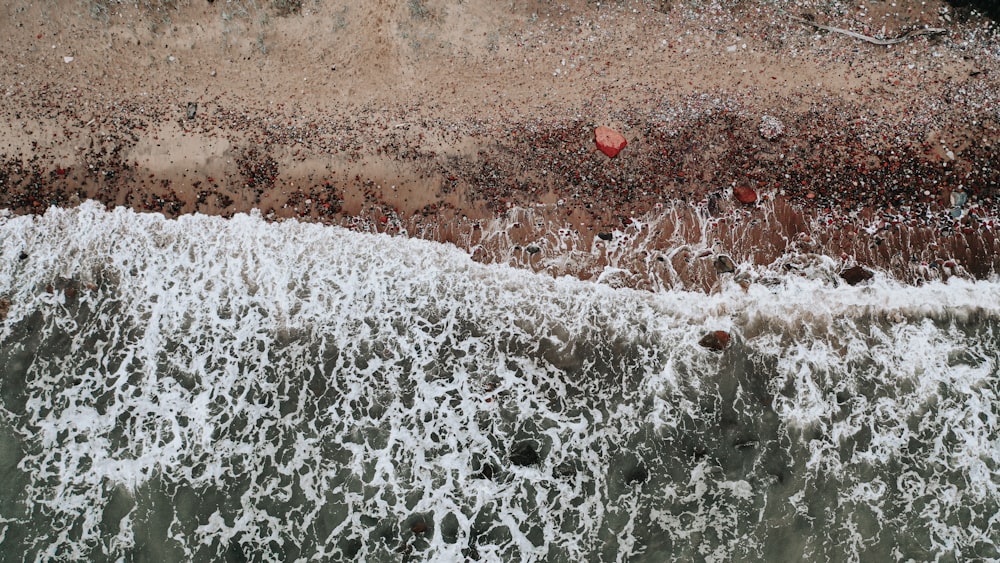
{"left": 0, "top": 201, "right": 997, "bottom": 561}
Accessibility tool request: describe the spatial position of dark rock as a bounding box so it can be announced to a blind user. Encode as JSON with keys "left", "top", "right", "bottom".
{"left": 225, "top": 537, "right": 249, "bottom": 563}
{"left": 476, "top": 462, "right": 496, "bottom": 480}
{"left": 18, "top": 251, "right": 28, "bottom": 260}
{"left": 186, "top": 102, "right": 198, "bottom": 120}
{"left": 714, "top": 254, "right": 736, "bottom": 273}
{"left": 597, "top": 232, "right": 613, "bottom": 241}
{"left": 840, "top": 265, "right": 874, "bottom": 286}
{"left": 509, "top": 441, "right": 539, "bottom": 466}
{"left": 553, "top": 460, "right": 577, "bottom": 478}
{"left": 525, "top": 245, "right": 540, "bottom": 255}
{"left": 698, "top": 330, "right": 731, "bottom": 351}
{"left": 625, "top": 461, "right": 648, "bottom": 485}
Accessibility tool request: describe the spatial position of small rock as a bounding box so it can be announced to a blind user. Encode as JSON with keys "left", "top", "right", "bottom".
{"left": 186, "top": 102, "right": 198, "bottom": 120}
{"left": 699, "top": 330, "right": 731, "bottom": 351}
{"left": 625, "top": 461, "right": 648, "bottom": 485}
{"left": 594, "top": 126, "right": 627, "bottom": 158}
{"left": 714, "top": 254, "right": 736, "bottom": 273}
{"left": 554, "top": 460, "right": 577, "bottom": 477}
{"left": 597, "top": 232, "right": 613, "bottom": 241}
{"left": 509, "top": 441, "right": 539, "bottom": 466}
{"left": 949, "top": 190, "right": 967, "bottom": 207}
{"left": 18, "top": 251, "right": 28, "bottom": 261}
{"left": 840, "top": 265, "right": 874, "bottom": 286}
{"left": 525, "top": 245, "right": 540, "bottom": 255}
{"left": 759, "top": 115, "right": 784, "bottom": 140}
{"left": 476, "top": 462, "right": 496, "bottom": 480}
{"left": 0, "top": 298, "right": 9, "bottom": 321}
{"left": 733, "top": 186, "right": 757, "bottom": 204}
{"left": 63, "top": 56, "right": 74, "bottom": 63}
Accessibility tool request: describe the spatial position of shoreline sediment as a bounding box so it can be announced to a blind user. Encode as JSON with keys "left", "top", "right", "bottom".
{"left": 2, "top": 0, "right": 999, "bottom": 290}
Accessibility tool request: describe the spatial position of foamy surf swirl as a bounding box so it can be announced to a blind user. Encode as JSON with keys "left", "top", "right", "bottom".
{"left": 0, "top": 202, "right": 997, "bottom": 562}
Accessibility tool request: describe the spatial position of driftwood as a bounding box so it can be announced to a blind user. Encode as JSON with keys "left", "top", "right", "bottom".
{"left": 788, "top": 14, "right": 947, "bottom": 46}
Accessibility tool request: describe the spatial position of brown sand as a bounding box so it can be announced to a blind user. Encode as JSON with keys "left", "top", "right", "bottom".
{"left": 2, "top": 0, "right": 999, "bottom": 290}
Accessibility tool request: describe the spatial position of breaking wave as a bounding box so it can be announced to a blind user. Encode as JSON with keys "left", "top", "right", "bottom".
{"left": 0, "top": 202, "right": 997, "bottom": 561}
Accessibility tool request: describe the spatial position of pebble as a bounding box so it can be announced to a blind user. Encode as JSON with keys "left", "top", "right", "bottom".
{"left": 595, "top": 126, "right": 627, "bottom": 158}
{"left": 733, "top": 186, "right": 757, "bottom": 204}
{"left": 509, "top": 441, "right": 540, "bottom": 466}
{"left": 699, "top": 330, "right": 731, "bottom": 351}
{"left": 715, "top": 254, "right": 736, "bottom": 273}
{"left": 840, "top": 265, "right": 874, "bottom": 286}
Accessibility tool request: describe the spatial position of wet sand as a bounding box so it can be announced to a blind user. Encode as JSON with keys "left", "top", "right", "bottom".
{"left": 2, "top": 0, "right": 999, "bottom": 289}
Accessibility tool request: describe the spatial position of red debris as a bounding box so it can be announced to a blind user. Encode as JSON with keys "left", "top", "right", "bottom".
{"left": 733, "top": 185, "right": 757, "bottom": 204}
{"left": 595, "top": 126, "right": 627, "bottom": 158}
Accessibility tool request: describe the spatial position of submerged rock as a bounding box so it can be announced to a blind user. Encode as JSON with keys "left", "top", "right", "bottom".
{"left": 476, "top": 462, "right": 496, "bottom": 480}
{"left": 699, "top": 330, "right": 731, "bottom": 351}
{"left": 715, "top": 254, "right": 736, "bottom": 274}
{"left": 840, "top": 265, "right": 874, "bottom": 286}
{"left": 509, "top": 441, "right": 540, "bottom": 466}
{"left": 625, "top": 461, "right": 648, "bottom": 485}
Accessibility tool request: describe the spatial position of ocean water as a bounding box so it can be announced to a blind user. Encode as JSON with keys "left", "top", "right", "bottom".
{"left": 0, "top": 201, "right": 997, "bottom": 562}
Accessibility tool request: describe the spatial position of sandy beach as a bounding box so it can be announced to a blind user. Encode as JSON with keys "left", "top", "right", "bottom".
{"left": 2, "top": 0, "right": 999, "bottom": 289}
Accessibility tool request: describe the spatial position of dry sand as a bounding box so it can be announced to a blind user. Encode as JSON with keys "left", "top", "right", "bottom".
{"left": 2, "top": 0, "right": 999, "bottom": 289}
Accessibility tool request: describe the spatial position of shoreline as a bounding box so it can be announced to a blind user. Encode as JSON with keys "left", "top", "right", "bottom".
{"left": 2, "top": 0, "right": 999, "bottom": 290}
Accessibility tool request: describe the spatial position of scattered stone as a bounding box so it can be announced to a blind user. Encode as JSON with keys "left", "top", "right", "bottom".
{"left": 714, "top": 254, "right": 736, "bottom": 273}
{"left": 597, "top": 232, "right": 613, "bottom": 241}
{"left": 950, "top": 189, "right": 967, "bottom": 207}
{"left": 186, "top": 102, "right": 198, "bottom": 120}
{"left": 18, "top": 251, "right": 28, "bottom": 261}
{"left": 525, "top": 244, "right": 540, "bottom": 255}
{"left": 759, "top": 115, "right": 784, "bottom": 140}
{"left": 554, "top": 460, "right": 577, "bottom": 477}
{"left": 594, "top": 126, "right": 627, "bottom": 158}
{"left": 840, "top": 265, "right": 874, "bottom": 286}
{"left": 733, "top": 185, "right": 757, "bottom": 204}
{"left": 476, "top": 462, "right": 496, "bottom": 480}
{"left": 625, "top": 461, "right": 648, "bottom": 485}
{"left": 63, "top": 56, "right": 74, "bottom": 64}
{"left": 509, "top": 441, "right": 540, "bottom": 466}
{"left": 699, "top": 330, "right": 731, "bottom": 351}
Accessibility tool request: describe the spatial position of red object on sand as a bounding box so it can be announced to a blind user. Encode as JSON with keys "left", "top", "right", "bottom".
{"left": 595, "top": 127, "right": 627, "bottom": 158}
{"left": 733, "top": 185, "right": 757, "bottom": 204}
